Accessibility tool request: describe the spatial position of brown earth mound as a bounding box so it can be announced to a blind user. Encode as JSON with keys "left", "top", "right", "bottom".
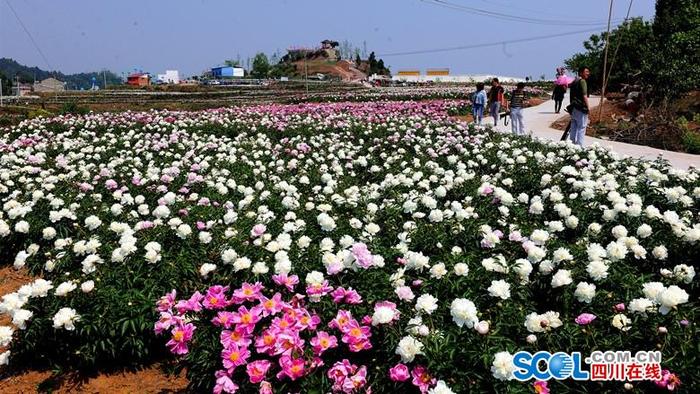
{"left": 292, "top": 59, "right": 366, "bottom": 81}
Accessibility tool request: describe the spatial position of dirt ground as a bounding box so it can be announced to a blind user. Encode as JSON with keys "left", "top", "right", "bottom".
{"left": 0, "top": 367, "right": 189, "bottom": 394}
{"left": 0, "top": 266, "right": 189, "bottom": 393}
{"left": 549, "top": 102, "right": 622, "bottom": 131}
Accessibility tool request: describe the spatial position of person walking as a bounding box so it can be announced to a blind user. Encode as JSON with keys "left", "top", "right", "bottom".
{"left": 488, "top": 78, "right": 505, "bottom": 126}
{"left": 472, "top": 82, "right": 487, "bottom": 125}
{"left": 568, "top": 66, "right": 590, "bottom": 146}
{"left": 509, "top": 82, "right": 528, "bottom": 135}
{"left": 553, "top": 83, "right": 566, "bottom": 113}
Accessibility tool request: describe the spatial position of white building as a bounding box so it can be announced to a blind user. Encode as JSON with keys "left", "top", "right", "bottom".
{"left": 392, "top": 74, "right": 526, "bottom": 83}
{"left": 157, "top": 70, "right": 180, "bottom": 84}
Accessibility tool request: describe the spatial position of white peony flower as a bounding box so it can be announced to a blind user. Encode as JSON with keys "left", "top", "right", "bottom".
{"left": 52, "top": 307, "right": 80, "bottom": 330}
{"left": 429, "top": 263, "right": 448, "bottom": 279}
{"left": 450, "top": 298, "right": 478, "bottom": 328}
{"left": 491, "top": 351, "right": 515, "bottom": 381}
{"left": 657, "top": 285, "right": 689, "bottom": 315}
{"left": 429, "top": 381, "right": 456, "bottom": 394}
{"left": 55, "top": 281, "right": 77, "bottom": 296}
{"left": 629, "top": 298, "right": 656, "bottom": 315}
{"left": 199, "top": 263, "right": 217, "bottom": 278}
{"left": 612, "top": 313, "right": 632, "bottom": 331}
{"left": 395, "top": 335, "right": 424, "bottom": 363}
{"left": 81, "top": 280, "right": 95, "bottom": 293}
{"left": 673, "top": 264, "right": 695, "bottom": 284}
{"left": 551, "top": 269, "right": 573, "bottom": 288}
{"left": 0, "top": 326, "right": 14, "bottom": 347}
{"left": 487, "top": 280, "right": 511, "bottom": 300}
{"left": 524, "top": 311, "right": 562, "bottom": 333}
{"left": 0, "top": 350, "right": 9, "bottom": 366}
{"left": 415, "top": 294, "right": 439, "bottom": 314}
{"left": 31, "top": 279, "right": 53, "bottom": 297}
{"left": 12, "top": 309, "right": 33, "bottom": 330}
{"left": 574, "top": 282, "right": 596, "bottom": 303}
{"left": 453, "top": 263, "right": 469, "bottom": 276}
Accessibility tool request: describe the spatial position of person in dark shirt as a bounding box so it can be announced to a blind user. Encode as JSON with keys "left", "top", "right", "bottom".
{"left": 488, "top": 78, "right": 505, "bottom": 126}
{"left": 509, "top": 82, "right": 528, "bottom": 135}
{"left": 568, "top": 66, "right": 590, "bottom": 146}
{"left": 553, "top": 84, "right": 566, "bottom": 113}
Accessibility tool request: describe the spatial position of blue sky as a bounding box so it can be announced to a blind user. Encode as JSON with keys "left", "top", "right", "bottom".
{"left": 1, "top": 0, "right": 655, "bottom": 78}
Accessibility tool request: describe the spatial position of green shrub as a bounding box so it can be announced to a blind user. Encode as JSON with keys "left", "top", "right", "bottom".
{"left": 681, "top": 130, "right": 700, "bottom": 153}
{"left": 58, "top": 101, "right": 90, "bottom": 115}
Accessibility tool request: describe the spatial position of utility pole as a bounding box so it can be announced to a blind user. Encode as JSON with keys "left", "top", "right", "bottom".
{"left": 597, "top": 0, "right": 615, "bottom": 126}
{"left": 304, "top": 57, "right": 309, "bottom": 95}
{"left": 103, "top": 69, "right": 107, "bottom": 89}
{"left": 0, "top": 76, "right": 3, "bottom": 107}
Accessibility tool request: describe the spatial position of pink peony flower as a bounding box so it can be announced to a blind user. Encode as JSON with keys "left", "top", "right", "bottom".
{"left": 655, "top": 369, "right": 681, "bottom": 391}
{"left": 575, "top": 313, "right": 597, "bottom": 325}
{"left": 231, "top": 305, "right": 262, "bottom": 332}
{"left": 534, "top": 380, "right": 550, "bottom": 394}
{"left": 411, "top": 365, "right": 436, "bottom": 394}
{"left": 203, "top": 285, "right": 229, "bottom": 310}
{"left": 389, "top": 363, "right": 410, "bottom": 382}
{"left": 166, "top": 322, "right": 195, "bottom": 355}
{"left": 213, "top": 370, "right": 239, "bottom": 394}
{"left": 272, "top": 274, "right": 299, "bottom": 292}
{"left": 258, "top": 381, "right": 273, "bottom": 394}
{"left": 310, "top": 331, "right": 338, "bottom": 355}
{"left": 220, "top": 326, "right": 252, "bottom": 349}
{"left": 277, "top": 355, "right": 306, "bottom": 381}
{"left": 156, "top": 289, "right": 177, "bottom": 312}
{"left": 351, "top": 243, "right": 374, "bottom": 268}
{"left": 232, "top": 282, "right": 264, "bottom": 303}
{"left": 246, "top": 360, "right": 272, "bottom": 384}
{"left": 105, "top": 179, "right": 118, "bottom": 190}
{"left": 251, "top": 224, "right": 267, "bottom": 238}
{"left": 395, "top": 286, "right": 415, "bottom": 301}
{"left": 258, "top": 293, "right": 285, "bottom": 317}
{"left": 221, "top": 343, "right": 251, "bottom": 372}
{"left": 208, "top": 307, "right": 234, "bottom": 326}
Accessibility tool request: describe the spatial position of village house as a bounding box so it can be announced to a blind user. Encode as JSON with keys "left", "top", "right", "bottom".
{"left": 33, "top": 77, "right": 65, "bottom": 92}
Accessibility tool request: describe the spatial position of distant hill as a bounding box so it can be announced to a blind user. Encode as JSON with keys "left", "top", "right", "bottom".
{"left": 0, "top": 58, "right": 122, "bottom": 90}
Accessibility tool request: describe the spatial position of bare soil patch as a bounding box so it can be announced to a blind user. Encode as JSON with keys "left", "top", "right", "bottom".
{"left": 0, "top": 366, "right": 188, "bottom": 394}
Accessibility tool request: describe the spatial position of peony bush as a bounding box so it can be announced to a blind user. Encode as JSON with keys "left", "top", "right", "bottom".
{"left": 0, "top": 100, "right": 697, "bottom": 392}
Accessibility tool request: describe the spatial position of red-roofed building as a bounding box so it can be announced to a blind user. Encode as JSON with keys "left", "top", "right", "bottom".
{"left": 127, "top": 73, "right": 150, "bottom": 86}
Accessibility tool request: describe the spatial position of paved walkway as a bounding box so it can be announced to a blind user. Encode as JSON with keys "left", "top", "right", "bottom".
{"left": 480, "top": 97, "right": 700, "bottom": 170}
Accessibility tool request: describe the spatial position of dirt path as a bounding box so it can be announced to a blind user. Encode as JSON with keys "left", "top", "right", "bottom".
{"left": 0, "top": 367, "right": 188, "bottom": 394}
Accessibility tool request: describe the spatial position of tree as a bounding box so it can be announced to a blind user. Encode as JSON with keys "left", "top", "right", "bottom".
{"left": 0, "top": 72, "right": 11, "bottom": 95}
{"left": 565, "top": 18, "right": 653, "bottom": 92}
{"left": 251, "top": 53, "right": 270, "bottom": 79}
{"left": 368, "top": 52, "right": 377, "bottom": 74}
{"left": 355, "top": 53, "right": 362, "bottom": 66}
{"left": 643, "top": 0, "right": 700, "bottom": 98}
{"left": 224, "top": 59, "right": 241, "bottom": 67}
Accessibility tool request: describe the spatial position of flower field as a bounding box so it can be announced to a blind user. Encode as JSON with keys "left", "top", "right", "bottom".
{"left": 292, "top": 85, "right": 547, "bottom": 104}
{"left": 0, "top": 100, "right": 698, "bottom": 393}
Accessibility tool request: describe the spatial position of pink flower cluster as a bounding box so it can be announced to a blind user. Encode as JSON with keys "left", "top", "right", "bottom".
{"left": 388, "top": 364, "right": 436, "bottom": 393}
{"left": 655, "top": 369, "right": 681, "bottom": 391}
{"left": 155, "top": 281, "right": 374, "bottom": 393}
{"left": 329, "top": 310, "right": 373, "bottom": 353}
{"left": 327, "top": 359, "right": 368, "bottom": 393}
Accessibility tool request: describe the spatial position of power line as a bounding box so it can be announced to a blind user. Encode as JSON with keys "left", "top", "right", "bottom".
{"left": 378, "top": 27, "right": 607, "bottom": 57}
{"left": 4, "top": 0, "right": 53, "bottom": 71}
{"left": 420, "top": 0, "right": 626, "bottom": 26}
